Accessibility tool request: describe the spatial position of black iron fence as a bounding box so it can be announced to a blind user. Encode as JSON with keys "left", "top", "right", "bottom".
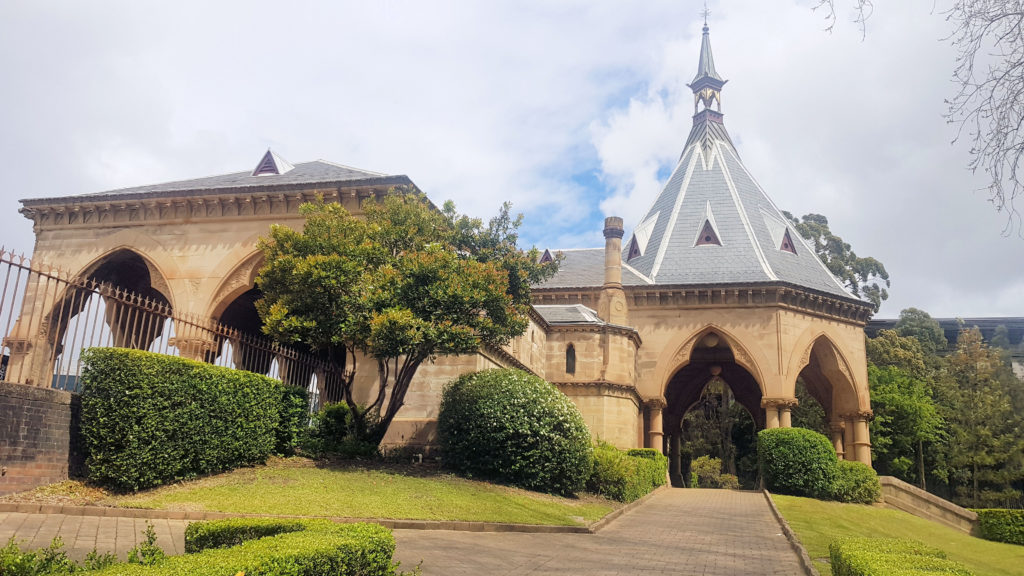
{"left": 0, "top": 248, "right": 332, "bottom": 410}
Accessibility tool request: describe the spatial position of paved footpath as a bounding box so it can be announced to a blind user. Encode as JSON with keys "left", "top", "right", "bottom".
{"left": 1, "top": 489, "right": 804, "bottom": 575}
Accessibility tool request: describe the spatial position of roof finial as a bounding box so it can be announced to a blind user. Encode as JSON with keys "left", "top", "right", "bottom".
{"left": 702, "top": 1, "right": 710, "bottom": 27}
{"left": 688, "top": 16, "right": 726, "bottom": 114}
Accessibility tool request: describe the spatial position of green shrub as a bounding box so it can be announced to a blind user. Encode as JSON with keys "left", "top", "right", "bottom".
{"left": 689, "top": 455, "right": 739, "bottom": 489}
{"left": 277, "top": 385, "right": 311, "bottom": 456}
{"left": 758, "top": 427, "right": 837, "bottom": 498}
{"left": 438, "top": 368, "right": 593, "bottom": 495}
{"left": 91, "top": 519, "right": 398, "bottom": 576}
{"left": 831, "top": 460, "right": 881, "bottom": 504}
{"left": 626, "top": 448, "right": 664, "bottom": 461}
{"left": 829, "top": 537, "right": 972, "bottom": 576}
{"left": 973, "top": 509, "right": 1024, "bottom": 546}
{"left": 587, "top": 441, "right": 667, "bottom": 502}
{"left": 0, "top": 536, "right": 117, "bottom": 575}
{"left": 184, "top": 518, "right": 307, "bottom": 553}
{"left": 302, "top": 403, "right": 379, "bottom": 459}
{"left": 80, "top": 348, "right": 306, "bottom": 492}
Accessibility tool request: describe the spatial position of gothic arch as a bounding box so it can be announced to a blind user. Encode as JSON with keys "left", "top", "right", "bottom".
{"left": 207, "top": 251, "right": 265, "bottom": 320}
{"left": 656, "top": 324, "right": 769, "bottom": 397}
{"left": 72, "top": 245, "right": 175, "bottom": 309}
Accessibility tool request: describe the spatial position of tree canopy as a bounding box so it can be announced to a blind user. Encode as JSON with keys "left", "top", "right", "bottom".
{"left": 256, "top": 191, "right": 558, "bottom": 443}
{"left": 894, "top": 308, "right": 948, "bottom": 355}
{"left": 783, "top": 211, "right": 890, "bottom": 311}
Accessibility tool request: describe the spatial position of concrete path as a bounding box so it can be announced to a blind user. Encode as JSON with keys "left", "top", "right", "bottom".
{"left": 1, "top": 489, "right": 805, "bottom": 575}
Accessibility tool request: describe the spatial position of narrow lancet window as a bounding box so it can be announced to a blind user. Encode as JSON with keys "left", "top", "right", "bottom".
{"left": 566, "top": 344, "right": 576, "bottom": 375}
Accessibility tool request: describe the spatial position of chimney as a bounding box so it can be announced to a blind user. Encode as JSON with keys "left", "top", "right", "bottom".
{"left": 603, "top": 217, "right": 624, "bottom": 288}
{"left": 598, "top": 217, "right": 628, "bottom": 325}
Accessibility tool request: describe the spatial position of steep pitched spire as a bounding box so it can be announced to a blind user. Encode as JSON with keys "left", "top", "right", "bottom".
{"left": 687, "top": 24, "right": 726, "bottom": 113}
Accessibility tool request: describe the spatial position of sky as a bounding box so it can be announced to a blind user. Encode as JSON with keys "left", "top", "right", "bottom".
{"left": 0, "top": 0, "right": 1020, "bottom": 319}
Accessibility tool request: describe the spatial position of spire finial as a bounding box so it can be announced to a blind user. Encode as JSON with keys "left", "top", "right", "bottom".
{"left": 688, "top": 18, "right": 726, "bottom": 114}
{"left": 702, "top": 1, "right": 710, "bottom": 27}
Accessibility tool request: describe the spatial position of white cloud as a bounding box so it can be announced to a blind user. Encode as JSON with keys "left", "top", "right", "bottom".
{"left": 0, "top": 0, "right": 1019, "bottom": 317}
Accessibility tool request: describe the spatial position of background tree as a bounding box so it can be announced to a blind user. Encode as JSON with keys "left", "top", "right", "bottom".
{"left": 894, "top": 308, "right": 948, "bottom": 355}
{"left": 783, "top": 211, "right": 890, "bottom": 311}
{"left": 814, "top": 0, "right": 1024, "bottom": 232}
{"left": 935, "top": 327, "right": 1024, "bottom": 506}
{"left": 868, "top": 364, "right": 943, "bottom": 488}
{"left": 257, "top": 192, "right": 558, "bottom": 444}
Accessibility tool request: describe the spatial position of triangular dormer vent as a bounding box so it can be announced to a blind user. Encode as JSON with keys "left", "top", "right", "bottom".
{"left": 626, "top": 235, "right": 642, "bottom": 261}
{"left": 693, "top": 201, "right": 722, "bottom": 246}
{"left": 695, "top": 220, "right": 721, "bottom": 246}
{"left": 252, "top": 149, "right": 294, "bottom": 176}
{"left": 780, "top": 229, "right": 797, "bottom": 254}
{"left": 539, "top": 249, "right": 554, "bottom": 264}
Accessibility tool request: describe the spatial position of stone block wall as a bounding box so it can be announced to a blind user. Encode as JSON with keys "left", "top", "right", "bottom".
{"left": 0, "top": 382, "right": 83, "bottom": 496}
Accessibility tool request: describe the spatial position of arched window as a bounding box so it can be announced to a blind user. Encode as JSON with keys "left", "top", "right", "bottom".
{"left": 566, "top": 344, "right": 576, "bottom": 375}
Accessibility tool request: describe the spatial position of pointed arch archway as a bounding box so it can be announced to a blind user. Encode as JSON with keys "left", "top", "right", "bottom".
{"left": 791, "top": 332, "right": 872, "bottom": 464}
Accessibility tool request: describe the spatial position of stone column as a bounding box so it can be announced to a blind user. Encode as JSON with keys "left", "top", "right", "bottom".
{"left": 645, "top": 397, "right": 667, "bottom": 452}
{"left": 852, "top": 411, "right": 873, "bottom": 466}
{"left": 761, "top": 398, "right": 781, "bottom": 429}
{"left": 778, "top": 399, "right": 798, "bottom": 428}
{"left": 829, "top": 421, "right": 846, "bottom": 460}
{"left": 170, "top": 320, "right": 218, "bottom": 362}
{"left": 842, "top": 414, "right": 856, "bottom": 461}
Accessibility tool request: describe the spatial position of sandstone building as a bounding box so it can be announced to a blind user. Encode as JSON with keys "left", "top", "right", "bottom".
{"left": 12, "top": 25, "right": 876, "bottom": 468}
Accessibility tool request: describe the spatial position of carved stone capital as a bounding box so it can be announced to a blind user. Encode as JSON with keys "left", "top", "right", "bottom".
{"left": 643, "top": 396, "right": 668, "bottom": 410}
{"left": 760, "top": 397, "right": 798, "bottom": 410}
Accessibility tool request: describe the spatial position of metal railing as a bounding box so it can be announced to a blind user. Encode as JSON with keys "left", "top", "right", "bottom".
{"left": 0, "top": 248, "right": 335, "bottom": 408}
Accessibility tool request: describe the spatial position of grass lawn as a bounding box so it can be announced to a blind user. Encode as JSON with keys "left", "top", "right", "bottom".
{"left": 773, "top": 494, "right": 1024, "bottom": 576}
{"left": 84, "top": 458, "right": 615, "bottom": 526}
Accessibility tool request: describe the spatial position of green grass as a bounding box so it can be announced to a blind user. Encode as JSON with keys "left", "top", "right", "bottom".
{"left": 773, "top": 494, "right": 1024, "bottom": 576}
{"left": 109, "top": 459, "right": 614, "bottom": 526}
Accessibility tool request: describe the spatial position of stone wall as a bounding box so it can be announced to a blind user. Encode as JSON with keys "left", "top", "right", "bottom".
{"left": 0, "top": 382, "right": 83, "bottom": 496}
{"left": 879, "top": 476, "right": 978, "bottom": 534}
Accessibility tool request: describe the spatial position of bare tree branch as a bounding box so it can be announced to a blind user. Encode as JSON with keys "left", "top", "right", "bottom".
{"left": 944, "top": 1, "right": 1024, "bottom": 235}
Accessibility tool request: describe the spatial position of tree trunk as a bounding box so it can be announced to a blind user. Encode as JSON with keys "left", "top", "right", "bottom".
{"left": 917, "top": 439, "right": 927, "bottom": 491}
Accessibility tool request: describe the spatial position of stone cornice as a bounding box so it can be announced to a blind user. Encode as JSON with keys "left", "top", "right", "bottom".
{"left": 479, "top": 343, "right": 535, "bottom": 376}
{"left": 545, "top": 322, "right": 642, "bottom": 347}
{"left": 553, "top": 380, "right": 641, "bottom": 404}
{"left": 19, "top": 181, "right": 415, "bottom": 231}
{"left": 533, "top": 283, "right": 873, "bottom": 325}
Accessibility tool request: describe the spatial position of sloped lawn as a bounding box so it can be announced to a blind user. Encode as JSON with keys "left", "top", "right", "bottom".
{"left": 773, "top": 494, "right": 1024, "bottom": 576}
{"left": 79, "top": 458, "right": 614, "bottom": 526}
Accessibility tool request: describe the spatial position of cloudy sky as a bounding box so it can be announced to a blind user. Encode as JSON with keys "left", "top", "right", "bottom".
{"left": 0, "top": 0, "right": 1020, "bottom": 319}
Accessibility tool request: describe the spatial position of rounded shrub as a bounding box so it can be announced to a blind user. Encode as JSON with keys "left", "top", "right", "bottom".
{"left": 587, "top": 441, "right": 668, "bottom": 502}
{"left": 438, "top": 368, "right": 593, "bottom": 495}
{"left": 831, "top": 460, "right": 881, "bottom": 503}
{"left": 758, "top": 427, "right": 837, "bottom": 498}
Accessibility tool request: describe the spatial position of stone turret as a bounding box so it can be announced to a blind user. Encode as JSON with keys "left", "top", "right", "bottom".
{"left": 598, "top": 216, "right": 628, "bottom": 326}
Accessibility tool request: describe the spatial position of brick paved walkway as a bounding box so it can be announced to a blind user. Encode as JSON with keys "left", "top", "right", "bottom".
{"left": 0, "top": 513, "right": 187, "bottom": 560}
{"left": 1, "top": 489, "right": 804, "bottom": 575}
{"left": 394, "top": 489, "right": 803, "bottom": 575}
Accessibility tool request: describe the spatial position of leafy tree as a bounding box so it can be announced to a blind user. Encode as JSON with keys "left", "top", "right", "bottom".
{"left": 894, "top": 308, "right": 948, "bottom": 355}
{"left": 256, "top": 191, "right": 558, "bottom": 444}
{"left": 814, "top": 1, "right": 1024, "bottom": 232}
{"left": 782, "top": 212, "right": 890, "bottom": 311}
{"left": 934, "top": 327, "right": 1024, "bottom": 505}
{"left": 866, "top": 329, "right": 929, "bottom": 380}
{"left": 868, "top": 364, "right": 943, "bottom": 488}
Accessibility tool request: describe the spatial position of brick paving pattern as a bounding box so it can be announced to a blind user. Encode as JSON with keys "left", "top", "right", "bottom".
{"left": 394, "top": 489, "right": 804, "bottom": 575}
{"left": 1, "top": 489, "right": 804, "bottom": 575}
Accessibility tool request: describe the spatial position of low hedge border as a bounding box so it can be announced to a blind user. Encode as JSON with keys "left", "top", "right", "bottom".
{"left": 828, "top": 537, "right": 973, "bottom": 576}
{"left": 90, "top": 519, "right": 397, "bottom": 576}
{"left": 587, "top": 442, "right": 668, "bottom": 503}
{"left": 971, "top": 508, "right": 1024, "bottom": 546}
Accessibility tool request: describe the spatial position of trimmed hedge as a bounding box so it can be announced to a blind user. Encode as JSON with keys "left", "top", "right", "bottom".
{"left": 831, "top": 460, "right": 881, "bottom": 504}
{"left": 829, "top": 537, "right": 972, "bottom": 576}
{"left": 973, "top": 509, "right": 1024, "bottom": 546}
{"left": 91, "top": 519, "right": 397, "bottom": 576}
{"left": 80, "top": 348, "right": 307, "bottom": 492}
{"left": 758, "top": 427, "right": 837, "bottom": 499}
{"left": 438, "top": 368, "right": 593, "bottom": 495}
{"left": 587, "top": 442, "right": 668, "bottom": 502}
{"left": 277, "top": 385, "right": 311, "bottom": 456}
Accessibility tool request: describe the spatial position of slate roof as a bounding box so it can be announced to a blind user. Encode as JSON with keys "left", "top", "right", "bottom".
{"left": 534, "top": 304, "right": 606, "bottom": 325}
{"left": 21, "top": 157, "right": 413, "bottom": 206}
{"left": 537, "top": 26, "right": 860, "bottom": 304}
